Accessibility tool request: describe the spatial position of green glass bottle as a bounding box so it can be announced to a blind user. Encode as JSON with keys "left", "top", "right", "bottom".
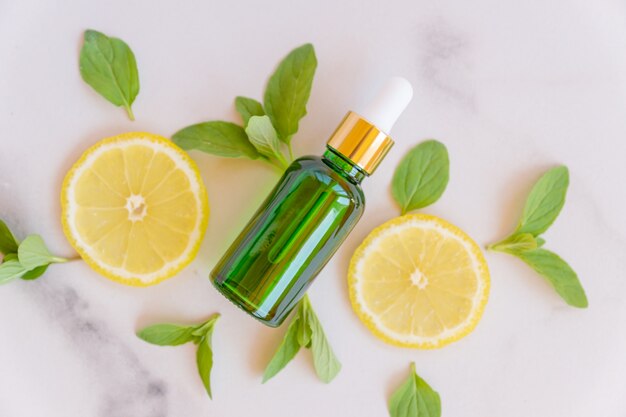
{"left": 211, "top": 78, "right": 413, "bottom": 326}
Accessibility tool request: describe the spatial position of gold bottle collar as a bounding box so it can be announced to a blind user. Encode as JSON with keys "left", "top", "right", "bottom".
{"left": 326, "top": 111, "right": 394, "bottom": 175}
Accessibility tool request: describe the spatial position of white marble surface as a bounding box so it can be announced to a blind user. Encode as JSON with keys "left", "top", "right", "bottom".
{"left": 1, "top": 0, "right": 626, "bottom": 416}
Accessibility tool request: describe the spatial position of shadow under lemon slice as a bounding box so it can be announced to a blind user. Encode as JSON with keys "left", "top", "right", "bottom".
{"left": 348, "top": 213, "right": 489, "bottom": 349}
{"left": 61, "top": 132, "right": 209, "bottom": 286}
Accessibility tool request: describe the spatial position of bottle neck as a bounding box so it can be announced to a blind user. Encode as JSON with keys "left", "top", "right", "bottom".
{"left": 322, "top": 147, "right": 367, "bottom": 184}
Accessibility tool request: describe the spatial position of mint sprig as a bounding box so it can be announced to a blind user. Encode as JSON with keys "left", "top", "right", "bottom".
{"left": 172, "top": 43, "right": 317, "bottom": 170}
{"left": 137, "top": 314, "right": 220, "bottom": 398}
{"left": 389, "top": 363, "right": 441, "bottom": 417}
{"left": 488, "top": 166, "right": 588, "bottom": 308}
{"left": 0, "top": 220, "right": 68, "bottom": 285}
{"left": 79, "top": 29, "right": 140, "bottom": 121}
{"left": 391, "top": 140, "right": 450, "bottom": 214}
{"left": 263, "top": 294, "right": 341, "bottom": 383}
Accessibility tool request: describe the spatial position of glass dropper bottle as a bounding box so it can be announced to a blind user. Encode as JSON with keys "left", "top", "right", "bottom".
{"left": 211, "top": 77, "right": 414, "bottom": 326}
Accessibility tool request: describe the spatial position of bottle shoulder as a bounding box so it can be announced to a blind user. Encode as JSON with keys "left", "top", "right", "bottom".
{"left": 289, "top": 156, "right": 365, "bottom": 204}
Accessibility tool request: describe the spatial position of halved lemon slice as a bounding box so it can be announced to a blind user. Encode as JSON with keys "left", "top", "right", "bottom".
{"left": 349, "top": 214, "right": 489, "bottom": 349}
{"left": 61, "top": 132, "right": 209, "bottom": 286}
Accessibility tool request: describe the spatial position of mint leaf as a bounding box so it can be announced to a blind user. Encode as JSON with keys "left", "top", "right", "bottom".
{"left": 389, "top": 363, "right": 441, "bottom": 417}
{"left": 245, "top": 115, "right": 287, "bottom": 167}
{"left": 137, "top": 314, "right": 220, "bottom": 347}
{"left": 262, "top": 316, "right": 302, "bottom": 383}
{"left": 172, "top": 121, "right": 260, "bottom": 159}
{"left": 137, "top": 323, "right": 197, "bottom": 346}
{"left": 263, "top": 295, "right": 340, "bottom": 383}
{"left": 305, "top": 297, "right": 341, "bottom": 383}
{"left": 79, "top": 29, "right": 139, "bottom": 120}
{"left": 136, "top": 315, "right": 219, "bottom": 398}
{"left": 21, "top": 264, "right": 49, "bottom": 280}
{"left": 487, "top": 232, "right": 538, "bottom": 253}
{"left": 235, "top": 96, "right": 265, "bottom": 126}
{"left": 391, "top": 140, "right": 450, "bottom": 214}
{"left": 196, "top": 319, "right": 218, "bottom": 398}
{"left": 516, "top": 166, "right": 569, "bottom": 236}
{"left": 0, "top": 259, "right": 27, "bottom": 285}
{"left": 18, "top": 235, "right": 67, "bottom": 270}
{"left": 516, "top": 248, "right": 588, "bottom": 308}
{"left": 488, "top": 165, "right": 585, "bottom": 308}
{"left": 264, "top": 44, "right": 317, "bottom": 143}
{"left": 0, "top": 226, "right": 65, "bottom": 284}
{"left": 0, "top": 219, "right": 18, "bottom": 255}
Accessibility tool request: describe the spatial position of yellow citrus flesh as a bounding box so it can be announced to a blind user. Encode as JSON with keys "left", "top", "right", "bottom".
{"left": 61, "top": 132, "right": 209, "bottom": 286}
{"left": 348, "top": 214, "right": 489, "bottom": 349}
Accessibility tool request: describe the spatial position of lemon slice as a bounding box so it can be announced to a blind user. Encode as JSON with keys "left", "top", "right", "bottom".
{"left": 348, "top": 214, "right": 489, "bottom": 349}
{"left": 61, "top": 132, "right": 209, "bottom": 286}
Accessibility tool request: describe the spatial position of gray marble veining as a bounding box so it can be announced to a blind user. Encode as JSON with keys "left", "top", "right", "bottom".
{"left": 28, "top": 281, "right": 168, "bottom": 417}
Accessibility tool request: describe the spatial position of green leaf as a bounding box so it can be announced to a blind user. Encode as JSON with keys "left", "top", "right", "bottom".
{"left": 18, "top": 235, "right": 66, "bottom": 270}
{"left": 0, "top": 259, "right": 27, "bottom": 285}
{"left": 137, "top": 316, "right": 219, "bottom": 399}
{"left": 516, "top": 248, "right": 588, "bottom": 308}
{"left": 245, "top": 115, "right": 286, "bottom": 165}
{"left": 0, "top": 219, "right": 18, "bottom": 255}
{"left": 306, "top": 297, "right": 341, "bottom": 383}
{"left": 264, "top": 44, "right": 317, "bottom": 143}
{"left": 172, "top": 121, "right": 260, "bottom": 159}
{"left": 79, "top": 29, "right": 139, "bottom": 120}
{"left": 488, "top": 165, "right": 583, "bottom": 308}
{"left": 196, "top": 323, "right": 217, "bottom": 399}
{"left": 389, "top": 363, "right": 441, "bottom": 417}
{"left": 262, "top": 295, "right": 339, "bottom": 383}
{"left": 262, "top": 316, "right": 302, "bottom": 383}
{"left": 488, "top": 233, "right": 538, "bottom": 254}
{"left": 296, "top": 300, "right": 313, "bottom": 348}
{"left": 137, "top": 323, "right": 197, "bottom": 346}
{"left": 21, "top": 264, "right": 49, "bottom": 280}
{"left": 391, "top": 140, "right": 450, "bottom": 214}
{"left": 516, "top": 166, "right": 569, "bottom": 236}
{"left": 235, "top": 96, "right": 265, "bottom": 126}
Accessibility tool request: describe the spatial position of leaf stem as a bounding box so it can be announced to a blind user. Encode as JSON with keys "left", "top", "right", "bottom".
{"left": 275, "top": 152, "right": 290, "bottom": 171}
{"left": 193, "top": 313, "right": 221, "bottom": 337}
{"left": 51, "top": 257, "right": 70, "bottom": 264}
{"left": 261, "top": 158, "right": 286, "bottom": 174}
{"left": 124, "top": 104, "right": 135, "bottom": 121}
{"left": 287, "top": 142, "right": 295, "bottom": 161}
{"left": 486, "top": 240, "right": 508, "bottom": 253}
{"left": 57, "top": 255, "right": 83, "bottom": 263}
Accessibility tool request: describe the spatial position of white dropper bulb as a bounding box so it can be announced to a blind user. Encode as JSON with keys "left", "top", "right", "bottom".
{"left": 355, "top": 77, "right": 413, "bottom": 134}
